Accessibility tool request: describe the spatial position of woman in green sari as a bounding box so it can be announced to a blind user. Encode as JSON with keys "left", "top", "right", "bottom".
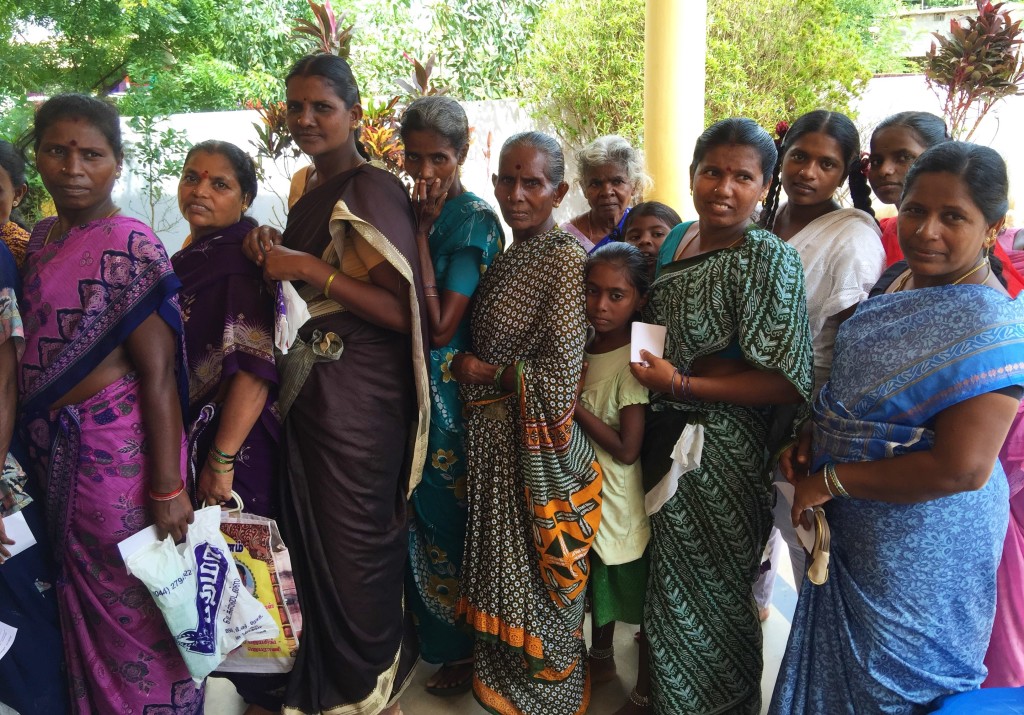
{"left": 400, "top": 96, "right": 505, "bottom": 696}
{"left": 632, "top": 118, "right": 813, "bottom": 714}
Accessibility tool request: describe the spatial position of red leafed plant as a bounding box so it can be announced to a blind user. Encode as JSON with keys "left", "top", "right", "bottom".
{"left": 925, "top": 1, "right": 1024, "bottom": 140}
{"left": 396, "top": 53, "right": 448, "bottom": 99}
{"left": 292, "top": 0, "right": 354, "bottom": 58}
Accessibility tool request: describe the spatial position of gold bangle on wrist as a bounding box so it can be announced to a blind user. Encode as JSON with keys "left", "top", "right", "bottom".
{"left": 323, "top": 269, "right": 340, "bottom": 299}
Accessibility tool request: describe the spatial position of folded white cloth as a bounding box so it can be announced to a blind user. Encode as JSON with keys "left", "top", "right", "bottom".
{"left": 645, "top": 422, "right": 704, "bottom": 515}
{"left": 274, "top": 281, "right": 310, "bottom": 354}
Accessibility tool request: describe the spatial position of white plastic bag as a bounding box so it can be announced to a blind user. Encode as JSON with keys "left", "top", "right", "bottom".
{"left": 125, "top": 506, "right": 279, "bottom": 684}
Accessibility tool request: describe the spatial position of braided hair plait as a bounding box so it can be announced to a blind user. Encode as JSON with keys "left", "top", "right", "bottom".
{"left": 759, "top": 154, "right": 784, "bottom": 231}
{"left": 848, "top": 167, "right": 874, "bottom": 218}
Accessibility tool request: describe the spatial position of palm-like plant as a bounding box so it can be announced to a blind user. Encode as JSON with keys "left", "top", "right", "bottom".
{"left": 291, "top": 0, "right": 354, "bottom": 58}
{"left": 925, "top": 1, "right": 1024, "bottom": 140}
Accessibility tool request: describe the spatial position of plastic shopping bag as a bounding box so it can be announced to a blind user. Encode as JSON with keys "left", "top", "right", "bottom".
{"left": 124, "top": 505, "right": 279, "bottom": 684}
{"left": 215, "top": 496, "right": 301, "bottom": 674}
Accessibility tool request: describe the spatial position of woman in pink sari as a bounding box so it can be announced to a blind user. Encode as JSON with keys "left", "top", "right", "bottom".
{"left": 19, "top": 94, "right": 199, "bottom": 713}
{"left": 986, "top": 405, "right": 1024, "bottom": 687}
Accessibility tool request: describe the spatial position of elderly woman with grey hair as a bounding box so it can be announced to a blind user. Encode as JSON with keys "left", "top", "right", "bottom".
{"left": 564, "top": 134, "right": 650, "bottom": 253}
{"left": 451, "top": 131, "right": 602, "bottom": 713}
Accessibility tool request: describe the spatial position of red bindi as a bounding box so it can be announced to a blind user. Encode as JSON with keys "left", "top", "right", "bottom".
{"left": 515, "top": 164, "right": 522, "bottom": 170}
{"left": 200, "top": 170, "right": 209, "bottom": 179}
{"left": 69, "top": 140, "right": 78, "bottom": 147}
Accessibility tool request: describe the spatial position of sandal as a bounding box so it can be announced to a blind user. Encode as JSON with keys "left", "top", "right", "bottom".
{"left": 424, "top": 658, "right": 474, "bottom": 697}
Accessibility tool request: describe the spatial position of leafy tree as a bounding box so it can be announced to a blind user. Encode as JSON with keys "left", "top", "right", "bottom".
{"left": 522, "top": 0, "right": 890, "bottom": 145}
{"left": 520, "top": 0, "right": 644, "bottom": 145}
{"left": 0, "top": 0, "right": 307, "bottom": 111}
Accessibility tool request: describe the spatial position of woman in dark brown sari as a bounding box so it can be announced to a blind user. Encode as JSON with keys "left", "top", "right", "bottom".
{"left": 243, "top": 54, "right": 428, "bottom": 715}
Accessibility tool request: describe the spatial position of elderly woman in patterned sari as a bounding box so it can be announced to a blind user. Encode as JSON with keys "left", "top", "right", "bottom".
{"left": 772, "top": 142, "right": 1024, "bottom": 713}
{"left": 399, "top": 96, "right": 504, "bottom": 696}
{"left": 633, "top": 118, "right": 813, "bottom": 714}
{"left": 451, "top": 131, "right": 601, "bottom": 715}
{"left": 171, "top": 140, "right": 285, "bottom": 715}
{"left": 20, "top": 94, "right": 198, "bottom": 713}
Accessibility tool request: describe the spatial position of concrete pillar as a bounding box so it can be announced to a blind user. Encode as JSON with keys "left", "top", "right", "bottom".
{"left": 644, "top": 0, "right": 707, "bottom": 212}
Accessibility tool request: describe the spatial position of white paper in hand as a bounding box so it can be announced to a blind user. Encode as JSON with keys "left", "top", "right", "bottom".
{"left": 0, "top": 511, "right": 37, "bottom": 560}
{"left": 630, "top": 322, "right": 666, "bottom": 364}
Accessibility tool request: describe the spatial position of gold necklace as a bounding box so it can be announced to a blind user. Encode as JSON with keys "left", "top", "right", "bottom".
{"left": 894, "top": 256, "right": 989, "bottom": 292}
{"left": 44, "top": 206, "right": 120, "bottom": 246}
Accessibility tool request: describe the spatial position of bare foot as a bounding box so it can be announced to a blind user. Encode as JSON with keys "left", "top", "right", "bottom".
{"left": 381, "top": 702, "right": 402, "bottom": 715}
{"left": 759, "top": 606, "right": 771, "bottom": 622}
{"left": 424, "top": 660, "right": 474, "bottom": 695}
{"left": 589, "top": 653, "right": 617, "bottom": 685}
{"left": 613, "top": 690, "right": 651, "bottom": 714}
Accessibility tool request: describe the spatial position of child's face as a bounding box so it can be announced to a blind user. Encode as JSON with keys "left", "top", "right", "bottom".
{"left": 585, "top": 262, "right": 645, "bottom": 336}
{"left": 625, "top": 214, "right": 673, "bottom": 269}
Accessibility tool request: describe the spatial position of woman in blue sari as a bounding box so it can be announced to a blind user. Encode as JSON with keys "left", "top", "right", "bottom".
{"left": 772, "top": 142, "right": 1024, "bottom": 713}
{"left": 399, "top": 96, "right": 504, "bottom": 695}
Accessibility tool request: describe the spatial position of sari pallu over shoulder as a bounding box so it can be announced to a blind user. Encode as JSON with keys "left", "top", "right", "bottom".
{"left": 17, "top": 216, "right": 199, "bottom": 715}
{"left": 20, "top": 216, "right": 187, "bottom": 416}
{"left": 457, "top": 230, "right": 601, "bottom": 714}
{"left": 274, "top": 163, "right": 428, "bottom": 715}
{"left": 772, "top": 285, "right": 1024, "bottom": 714}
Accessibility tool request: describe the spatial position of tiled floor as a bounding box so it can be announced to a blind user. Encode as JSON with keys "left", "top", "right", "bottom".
{"left": 207, "top": 550, "right": 798, "bottom": 715}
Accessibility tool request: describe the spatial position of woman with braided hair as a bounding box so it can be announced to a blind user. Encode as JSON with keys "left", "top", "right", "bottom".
{"left": 754, "top": 109, "right": 884, "bottom": 610}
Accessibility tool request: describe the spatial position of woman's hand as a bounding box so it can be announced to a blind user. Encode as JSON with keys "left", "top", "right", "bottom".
{"left": 630, "top": 349, "right": 676, "bottom": 394}
{"left": 451, "top": 352, "right": 479, "bottom": 383}
{"left": 262, "top": 245, "right": 315, "bottom": 283}
{"left": 791, "top": 470, "right": 831, "bottom": 529}
{"left": 412, "top": 174, "right": 455, "bottom": 234}
{"left": 242, "top": 225, "right": 284, "bottom": 266}
{"left": 196, "top": 461, "right": 234, "bottom": 506}
{"left": 779, "top": 422, "right": 813, "bottom": 484}
{"left": 0, "top": 516, "right": 13, "bottom": 563}
{"left": 150, "top": 491, "right": 194, "bottom": 542}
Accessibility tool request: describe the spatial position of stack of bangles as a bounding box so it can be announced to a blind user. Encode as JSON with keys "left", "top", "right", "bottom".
{"left": 822, "top": 461, "right": 850, "bottom": 498}
{"left": 669, "top": 367, "right": 694, "bottom": 401}
{"left": 207, "top": 444, "right": 237, "bottom": 475}
{"left": 494, "top": 364, "right": 507, "bottom": 391}
{"left": 149, "top": 482, "right": 184, "bottom": 501}
{"left": 423, "top": 283, "right": 439, "bottom": 298}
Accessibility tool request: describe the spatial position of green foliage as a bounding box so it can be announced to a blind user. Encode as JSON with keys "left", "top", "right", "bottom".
{"left": 321, "top": 0, "right": 541, "bottom": 101}
{"left": 125, "top": 115, "right": 191, "bottom": 232}
{"left": 1, "top": 0, "right": 308, "bottom": 111}
{"left": 521, "top": 0, "right": 645, "bottom": 146}
{"left": 925, "top": 1, "right": 1024, "bottom": 139}
{"left": 837, "top": 0, "right": 913, "bottom": 73}
{"left": 0, "top": 97, "right": 49, "bottom": 226}
{"left": 428, "top": 0, "right": 545, "bottom": 100}
{"left": 522, "top": 0, "right": 886, "bottom": 146}
{"left": 707, "top": 0, "right": 874, "bottom": 128}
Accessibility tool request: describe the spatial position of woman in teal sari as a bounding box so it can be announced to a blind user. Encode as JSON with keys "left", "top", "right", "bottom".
{"left": 773, "top": 142, "right": 1024, "bottom": 713}
{"left": 400, "top": 96, "right": 504, "bottom": 695}
{"left": 632, "top": 118, "right": 814, "bottom": 714}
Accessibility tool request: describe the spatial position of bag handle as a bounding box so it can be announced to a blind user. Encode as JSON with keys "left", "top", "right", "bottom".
{"left": 222, "top": 490, "right": 245, "bottom": 515}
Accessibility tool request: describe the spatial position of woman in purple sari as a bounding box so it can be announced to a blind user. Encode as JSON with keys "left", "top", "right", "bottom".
{"left": 19, "top": 94, "right": 198, "bottom": 713}
{"left": 172, "top": 140, "right": 284, "bottom": 714}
